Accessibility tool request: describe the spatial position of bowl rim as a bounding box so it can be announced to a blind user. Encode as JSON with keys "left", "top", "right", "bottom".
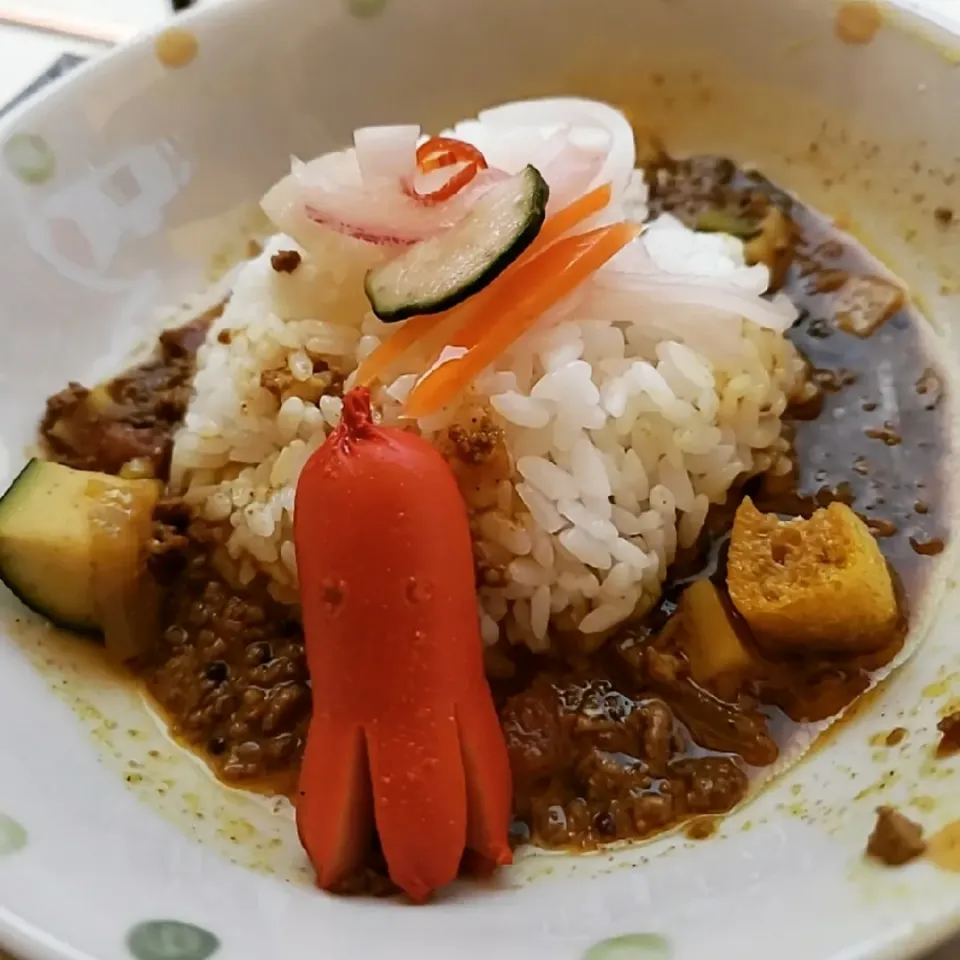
{"left": 1, "top": 2, "right": 960, "bottom": 960}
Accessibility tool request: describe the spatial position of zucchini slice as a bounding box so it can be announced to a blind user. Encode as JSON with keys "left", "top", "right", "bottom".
{"left": 365, "top": 164, "right": 549, "bottom": 322}
{"left": 0, "top": 459, "right": 160, "bottom": 648}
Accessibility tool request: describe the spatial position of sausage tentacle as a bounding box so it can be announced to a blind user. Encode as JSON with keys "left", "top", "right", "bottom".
{"left": 458, "top": 693, "right": 514, "bottom": 869}
{"left": 297, "top": 719, "right": 372, "bottom": 890}
{"left": 366, "top": 709, "right": 467, "bottom": 902}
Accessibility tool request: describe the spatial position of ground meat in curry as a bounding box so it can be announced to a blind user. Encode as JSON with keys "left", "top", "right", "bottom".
{"left": 936, "top": 711, "right": 960, "bottom": 757}
{"left": 146, "top": 505, "right": 309, "bottom": 787}
{"left": 501, "top": 670, "right": 747, "bottom": 847}
{"left": 41, "top": 305, "right": 221, "bottom": 480}
{"left": 866, "top": 806, "right": 926, "bottom": 866}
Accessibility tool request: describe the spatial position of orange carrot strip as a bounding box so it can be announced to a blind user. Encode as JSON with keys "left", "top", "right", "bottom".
{"left": 532, "top": 182, "right": 612, "bottom": 250}
{"left": 356, "top": 183, "right": 613, "bottom": 386}
{"left": 355, "top": 313, "right": 442, "bottom": 387}
{"left": 404, "top": 221, "right": 639, "bottom": 419}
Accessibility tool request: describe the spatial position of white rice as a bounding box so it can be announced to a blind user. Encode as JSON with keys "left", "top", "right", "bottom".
{"left": 170, "top": 173, "right": 807, "bottom": 651}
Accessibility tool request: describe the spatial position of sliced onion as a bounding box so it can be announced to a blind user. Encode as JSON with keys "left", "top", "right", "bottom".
{"left": 447, "top": 119, "right": 611, "bottom": 215}
{"left": 592, "top": 233, "right": 797, "bottom": 332}
{"left": 261, "top": 98, "right": 633, "bottom": 250}
{"left": 471, "top": 123, "right": 567, "bottom": 174}
{"left": 354, "top": 125, "right": 420, "bottom": 185}
{"left": 592, "top": 267, "right": 798, "bottom": 332}
{"left": 261, "top": 170, "right": 322, "bottom": 249}
{"left": 292, "top": 148, "right": 365, "bottom": 190}
{"left": 477, "top": 98, "right": 635, "bottom": 203}
{"left": 304, "top": 188, "right": 460, "bottom": 245}
{"left": 304, "top": 206, "right": 423, "bottom": 246}
{"left": 537, "top": 131, "right": 608, "bottom": 213}
{"left": 300, "top": 171, "right": 508, "bottom": 246}
{"left": 262, "top": 170, "right": 419, "bottom": 248}
{"left": 263, "top": 153, "right": 498, "bottom": 248}
{"left": 604, "top": 235, "right": 656, "bottom": 274}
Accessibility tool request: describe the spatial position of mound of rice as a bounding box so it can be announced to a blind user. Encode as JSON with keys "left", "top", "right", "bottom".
{"left": 171, "top": 173, "right": 808, "bottom": 653}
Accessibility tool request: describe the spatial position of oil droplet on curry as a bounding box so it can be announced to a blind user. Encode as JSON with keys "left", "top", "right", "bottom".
{"left": 927, "top": 821, "right": 960, "bottom": 872}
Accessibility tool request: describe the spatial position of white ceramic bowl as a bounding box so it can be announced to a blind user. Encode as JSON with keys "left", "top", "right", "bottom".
{"left": 1, "top": 1, "right": 960, "bottom": 959}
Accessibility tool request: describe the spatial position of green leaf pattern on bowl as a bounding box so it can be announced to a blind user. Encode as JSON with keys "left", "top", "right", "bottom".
{"left": 347, "top": 0, "right": 388, "bottom": 18}
{"left": 583, "top": 934, "right": 672, "bottom": 960}
{"left": 2, "top": 133, "right": 55, "bottom": 185}
{"left": 126, "top": 921, "right": 220, "bottom": 960}
{"left": 0, "top": 813, "right": 26, "bottom": 855}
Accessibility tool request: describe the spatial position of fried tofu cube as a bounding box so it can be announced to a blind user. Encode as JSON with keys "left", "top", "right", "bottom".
{"left": 677, "top": 579, "right": 758, "bottom": 700}
{"left": 726, "top": 498, "right": 898, "bottom": 654}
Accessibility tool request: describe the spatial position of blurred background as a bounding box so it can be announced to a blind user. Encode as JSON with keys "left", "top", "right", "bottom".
{"left": 1, "top": 0, "right": 958, "bottom": 120}
{"left": 0, "top": 0, "right": 197, "bottom": 102}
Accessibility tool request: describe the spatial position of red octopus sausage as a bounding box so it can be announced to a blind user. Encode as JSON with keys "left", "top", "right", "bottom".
{"left": 294, "top": 386, "right": 513, "bottom": 902}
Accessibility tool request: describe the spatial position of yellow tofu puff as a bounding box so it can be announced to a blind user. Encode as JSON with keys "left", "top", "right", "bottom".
{"left": 726, "top": 498, "right": 900, "bottom": 655}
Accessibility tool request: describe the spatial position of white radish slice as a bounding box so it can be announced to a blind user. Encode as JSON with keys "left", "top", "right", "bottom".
{"left": 353, "top": 124, "right": 420, "bottom": 185}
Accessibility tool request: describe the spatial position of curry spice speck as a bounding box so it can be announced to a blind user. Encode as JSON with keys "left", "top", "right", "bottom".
{"left": 271, "top": 250, "right": 302, "bottom": 274}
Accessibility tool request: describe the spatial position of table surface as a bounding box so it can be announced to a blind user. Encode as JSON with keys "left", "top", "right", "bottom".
{"left": 1, "top": 1, "right": 960, "bottom": 958}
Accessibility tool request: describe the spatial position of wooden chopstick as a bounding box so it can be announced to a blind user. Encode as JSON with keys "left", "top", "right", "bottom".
{"left": 0, "top": 5, "right": 132, "bottom": 46}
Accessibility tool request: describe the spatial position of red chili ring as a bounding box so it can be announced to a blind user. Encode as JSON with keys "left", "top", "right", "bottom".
{"left": 416, "top": 136, "right": 488, "bottom": 174}
{"left": 408, "top": 136, "right": 489, "bottom": 207}
{"left": 405, "top": 162, "right": 480, "bottom": 207}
